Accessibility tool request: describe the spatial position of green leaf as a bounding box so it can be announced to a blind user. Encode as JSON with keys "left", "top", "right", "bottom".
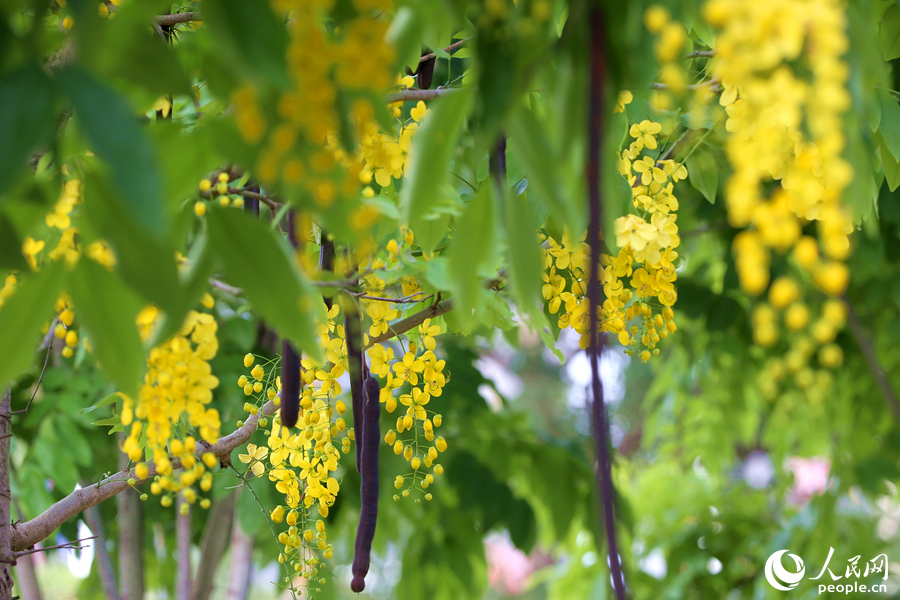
{"left": 207, "top": 209, "right": 325, "bottom": 363}
{"left": 448, "top": 186, "right": 496, "bottom": 318}
{"left": 401, "top": 88, "right": 474, "bottom": 254}
{"left": 387, "top": 7, "right": 424, "bottom": 72}
{"left": 503, "top": 192, "right": 543, "bottom": 314}
{"left": 0, "top": 65, "right": 56, "bottom": 198}
{"left": 79, "top": 392, "right": 119, "bottom": 416}
{"left": 881, "top": 5, "right": 900, "bottom": 61}
{"left": 57, "top": 66, "right": 166, "bottom": 237}
{"left": 0, "top": 261, "right": 66, "bottom": 389}
{"left": 877, "top": 88, "right": 900, "bottom": 160}
{"left": 70, "top": 259, "right": 144, "bottom": 399}
{"left": 81, "top": 173, "right": 182, "bottom": 315}
{"left": 686, "top": 150, "right": 718, "bottom": 204}
{"left": 509, "top": 105, "right": 585, "bottom": 235}
{"left": 202, "top": 0, "right": 290, "bottom": 86}
{"left": 0, "top": 214, "right": 29, "bottom": 271}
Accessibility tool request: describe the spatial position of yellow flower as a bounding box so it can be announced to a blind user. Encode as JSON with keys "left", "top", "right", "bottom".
{"left": 613, "top": 90, "right": 633, "bottom": 113}
{"left": 629, "top": 120, "right": 662, "bottom": 150}
{"left": 238, "top": 443, "right": 269, "bottom": 477}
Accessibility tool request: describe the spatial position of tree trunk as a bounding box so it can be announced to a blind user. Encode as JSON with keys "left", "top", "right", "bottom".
{"left": 223, "top": 512, "right": 252, "bottom": 600}
{"left": 0, "top": 387, "right": 15, "bottom": 600}
{"left": 116, "top": 435, "right": 144, "bottom": 600}
{"left": 82, "top": 501, "right": 120, "bottom": 600}
{"left": 189, "top": 493, "right": 235, "bottom": 600}
{"left": 176, "top": 497, "right": 191, "bottom": 600}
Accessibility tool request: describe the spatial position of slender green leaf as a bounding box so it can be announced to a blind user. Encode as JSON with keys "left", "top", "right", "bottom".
{"left": 509, "top": 106, "right": 585, "bottom": 235}
{"left": 877, "top": 88, "right": 900, "bottom": 160}
{"left": 448, "top": 186, "right": 496, "bottom": 318}
{"left": 70, "top": 259, "right": 144, "bottom": 399}
{"left": 401, "top": 88, "right": 474, "bottom": 254}
{"left": 79, "top": 392, "right": 119, "bottom": 416}
{"left": 503, "top": 192, "right": 543, "bottom": 312}
{"left": 881, "top": 5, "right": 900, "bottom": 61}
{"left": 207, "top": 209, "right": 324, "bottom": 363}
{"left": 57, "top": 66, "right": 166, "bottom": 237}
{"left": 0, "top": 65, "right": 55, "bottom": 198}
{"left": 0, "top": 261, "right": 66, "bottom": 388}
{"left": 686, "top": 150, "right": 718, "bottom": 204}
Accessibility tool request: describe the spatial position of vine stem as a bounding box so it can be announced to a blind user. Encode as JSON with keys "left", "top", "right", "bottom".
{"left": 587, "top": 8, "right": 628, "bottom": 600}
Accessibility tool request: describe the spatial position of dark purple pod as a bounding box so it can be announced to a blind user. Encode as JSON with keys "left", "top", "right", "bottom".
{"left": 280, "top": 340, "right": 301, "bottom": 428}
{"left": 344, "top": 303, "right": 365, "bottom": 473}
{"left": 351, "top": 376, "right": 381, "bottom": 592}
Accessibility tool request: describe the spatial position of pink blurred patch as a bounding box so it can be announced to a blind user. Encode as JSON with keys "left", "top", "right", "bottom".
{"left": 785, "top": 456, "right": 831, "bottom": 506}
{"left": 484, "top": 533, "right": 552, "bottom": 596}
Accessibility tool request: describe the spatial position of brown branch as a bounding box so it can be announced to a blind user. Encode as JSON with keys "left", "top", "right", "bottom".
{"left": 11, "top": 402, "right": 274, "bottom": 552}
{"left": 0, "top": 387, "right": 13, "bottom": 598}
{"left": 225, "top": 187, "right": 281, "bottom": 213}
{"left": 418, "top": 37, "right": 473, "bottom": 63}
{"left": 155, "top": 12, "right": 200, "bottom": 27}
{"left": 386, "top": 88, "right": 461, "bottom": 104}
{"left": 352, "top": 292, "right": 430, "bottom": 304}
{"left": 209, "top": 279, "right": 244, "bottom": 297}
{"left": 365, "top": 299, "right": 453, "bottom": 348}
{"left": 844, "top": 298, "right": 900, "bottom": 421}
{"left": 685, "top": 49, "right": 717, "bottom": 59}
{"left": 650, "top": 79, "right": 721, "bottom": 92}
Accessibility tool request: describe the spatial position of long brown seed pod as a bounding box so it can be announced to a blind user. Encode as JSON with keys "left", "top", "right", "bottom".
{"left": 280, "top": 340, "right": 301, "bottom": 428}
{"left": 344, "top": 298, "right": 366, "bottom": 473}
{"left": 351, "top": 376, "right": 381, "bottom": 593}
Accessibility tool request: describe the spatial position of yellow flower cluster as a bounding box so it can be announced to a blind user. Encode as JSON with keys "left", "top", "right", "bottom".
{"left": 120, "top": 309, "right": 222, "bottom": 508}
{"left": 701, "top": 0, "right": 854, "bottom": 396}
{"left": 358, "top": 97, "right": 429, "bottom": 190}
{"left": 369, "top": 321, "right": 447, "bottom": 501}
{"left": 704, "top": 0, "right": 853, "bottom": 297}
{"left": 237, "top": 335, "right": 347, "bottom": 588}
{"left": 543, "top": 123, "right": 682, "bottom": 363}
{"left": 235, "top": 0, "right": 396, "bottom": 222}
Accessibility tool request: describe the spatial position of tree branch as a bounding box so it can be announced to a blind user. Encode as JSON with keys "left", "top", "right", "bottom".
{"left": 365, "top": 299, "right": 454, "bottom": 348}
{"left": 418, "top": 37, "right": 472, "bottom": 63}
{"left": 386, "top": 88, "right": 461, "bottom": 104}
{"left": 844, "top": 298, "right": 900, "bottom": 421}
{"left": 11, "top": 402, "right": 273, "bottom": 552}
{"left": 155, "top": 12, "right": 200, "bottom": 27}
{"left": 685, "top": 49, "right": 717, "bottom": 59}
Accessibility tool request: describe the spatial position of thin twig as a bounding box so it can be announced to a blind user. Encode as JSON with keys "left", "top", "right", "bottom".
{"left": 15, "top": 535, "right": 97, "bottom": 557}
{"left": 209, "top": 279, "right": 244, "bottom": 297}
{"left": 844, "top": 298, "right": 900, "bottom": 421}
{"left": 351, "top": 292, "right": 430, "bottom": 304}
{"left": 226, "top": 187, "right": 281, "bottom": 212}
{"left": 418, "top": 37, "right": 473, "bottom": 63}
{"left": 685, "top": 49, "right": 717, "bottom": 59}
{"left": 21, "top": 322, "right": 56, "bottom": 415}
{"left": 650, "top": 79, "right": 721, "bottom": 92}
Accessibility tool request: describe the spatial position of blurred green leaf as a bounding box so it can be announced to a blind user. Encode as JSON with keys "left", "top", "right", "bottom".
{"left": 686, "top": 150, "right": 718, "bottom": 204}
{"left": 448, "top": 185, "right": 495, "bottom": 318}
{"left": 880, "top": 5, "right": 900, "bottom": 60}
{"left": 57, "top": 66, "right": 166, "bottom": 237}
{"left": 877, "top": 88, "right": 900, "bottom": 160}
{"left": 0, "top": 65, "right": 55, "bottom": 198}
{"left": 201, "top": 0, "right": 290, "bottom": 86}
{"left": 401, "top": 88, "right": 473, "bottom": 253}
{"left": 70, "top": 259, "right": 144, "bottom": 399}
{"left": 0, "top": 261, "right": 66, "bottom": 389}
{"left": 207, "top": 208, "right": 324, "bottom": 363}
{"left": 509, "top": 106, "right": 585, "bottom": 234}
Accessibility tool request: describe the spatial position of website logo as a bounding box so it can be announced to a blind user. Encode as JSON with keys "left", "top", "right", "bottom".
{"left": 765, "top": 550, "right": 806, "bottom": 591}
